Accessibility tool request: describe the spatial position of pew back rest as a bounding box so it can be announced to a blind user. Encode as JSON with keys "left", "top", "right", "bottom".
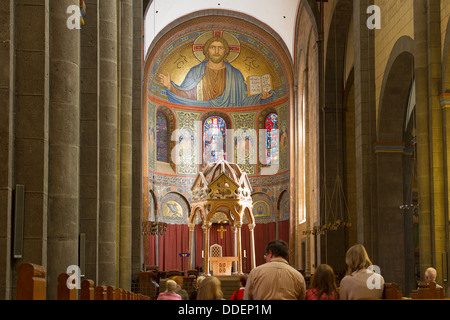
{"left": 410, "top": 281, "right": 445, "bottom": 299}
{"left": 16, "top": 263, "right": 46, "bottom": 300}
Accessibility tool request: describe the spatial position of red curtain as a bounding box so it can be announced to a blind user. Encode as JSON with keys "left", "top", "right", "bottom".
{"left": 194, "top": 224, "right": 203, "bottom": 269}
{"left": 147, "top": 221, "right": 290, "bottom": 271}
{"left": 148, "top": 234, "right": 157, "bottom": 266}
{"left": 278, "top": 220, "right": 290, "bottom": 244}
{"left": 147, "top": 224, "right": 190, "bottom": 271}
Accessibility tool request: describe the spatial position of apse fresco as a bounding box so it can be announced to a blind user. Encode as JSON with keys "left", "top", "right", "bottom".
{"left": 253, "top": 201, "right": 271, "bottom": 218}
{"left": 149, "top": 29, "right": 287, "bottom": 106}
{"left": 145, "top": 24, "right": 291, "bottom": 234}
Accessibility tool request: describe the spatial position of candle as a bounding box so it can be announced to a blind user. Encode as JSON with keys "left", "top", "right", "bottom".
{"left": 202, "top": 250, "right": 204, "bottom": 258}
{"left": 244, "top": 250, "right": 246, "bottom": 258}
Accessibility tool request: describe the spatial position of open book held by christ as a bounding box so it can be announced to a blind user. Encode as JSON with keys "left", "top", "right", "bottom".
{"left": 247, "top": 74, "right": 273, "bottom": 96}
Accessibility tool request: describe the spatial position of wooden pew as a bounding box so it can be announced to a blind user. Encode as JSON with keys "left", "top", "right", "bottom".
{"left": 95, "top": 285, "right": 107, "bottom": 300}
{"left": 16, "top": 263, "right": 46, "bottom": 300}
{"left": 16, "top": 262, "right": 152, "bottom": 301}
{"left": 410, "top": 281, "right": 445, "bottom": 299}
{"left": 139, "top": 271, "right": 158, "bottom": 299}
{"left": 81, "top": 279, "right": 95, "bottom": 300}
{"left": 107, "top": 286, "right": 117, "bottom": 300}
{"left": 383, "top": 282, "right": 403, "bottom": 299}
{"left": 57, "top": 273, "right": 77, "bottom": 300}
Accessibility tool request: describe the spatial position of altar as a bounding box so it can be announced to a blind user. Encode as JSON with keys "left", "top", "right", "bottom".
{"left": 188, "top": 161, "right": 256, "bottom": 276}
{"left": 209, "top": 257, "right": 238, "bottom": 276}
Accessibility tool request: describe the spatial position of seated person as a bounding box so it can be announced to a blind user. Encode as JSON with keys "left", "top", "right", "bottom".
{"left": 306, "top": 264, "right": 339, "bottom": 300}
{"left": 339, "top": 244, "right": 385, "bottom": 300}
{"left": 157, "top": 280, "right": 181, "bottom": 300}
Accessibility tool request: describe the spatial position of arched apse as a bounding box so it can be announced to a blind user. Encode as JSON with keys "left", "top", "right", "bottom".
{"left": 143, "top": 9, "right": 295, "bottom": 271}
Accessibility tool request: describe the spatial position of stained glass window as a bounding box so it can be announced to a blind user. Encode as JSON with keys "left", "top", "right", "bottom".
{"left": 204, "top": 116, "right": 227, "bottom": 164}
{"left": 265, "top": 113, "right": 279, "bottom": 165}
{"left": 156, "top": 111, "right": 168, "bottom": 162}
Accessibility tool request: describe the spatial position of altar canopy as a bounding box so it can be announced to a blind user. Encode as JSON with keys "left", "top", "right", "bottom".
{"left": 189, "top": 160, "right": 256, "bottom": 275}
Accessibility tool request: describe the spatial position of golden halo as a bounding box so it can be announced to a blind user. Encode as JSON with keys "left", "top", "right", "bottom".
{"left": 193, "top": 30, "right": 241, "bottom": 63}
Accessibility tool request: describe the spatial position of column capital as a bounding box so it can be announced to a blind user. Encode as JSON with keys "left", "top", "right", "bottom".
{"left": 373, "top": 142, "right": 414, "bottom": 156}
{"left": 439, "top": 93, "right": 450, "bottom": 109}
{"left": 202, "top": 222, "right": 212, "bottom": 230}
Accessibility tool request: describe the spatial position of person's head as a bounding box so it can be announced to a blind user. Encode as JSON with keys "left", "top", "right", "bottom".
{"left": 425, "top": 267, "right": 437, "bottom": 282}
{"left": 264, "top": 240, "right": 289, "bottom": 261}
{"left": 196, "top": 275, "right": 205, "bottom": 289}
{"left": 203, "top": 37, "right": 230, "bottom": 63}
{"left": 165, "top": 279, "right": 178, "bottom": 293}
{"left": 239, "top": 275, "right": 248, "bottom": 288}
{"left": 345, "top": 244, "right": 373, "bottom": 274}
{"left": 170, "top": 276, "right": 184, "bottom": 288}
{"left": 196, "top": 276, "right": 223, "bottom": 300}
{"left": 310, "top": 264, "right": 337, "bottom": 299}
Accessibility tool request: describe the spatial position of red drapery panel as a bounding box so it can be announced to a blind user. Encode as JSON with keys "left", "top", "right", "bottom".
{"left": 278, "top": 220, "right": 290, "bottom": 244}
{"left": 160, "top": 224, "right": 190, "bottom": 271}
{"left": 147, "top": 234, "right": 157, "bottom": 266}
{"left": 147, "top": 221, "right": 290, "bottom": 271}
{"left": 209, "top": 224, "right": 234, "bottom": 256}
{"left": 253, "top": 223, "right": 277, "bottom": 266}
{"left": 194, "top": 224, "right": 203, "bottom": 269}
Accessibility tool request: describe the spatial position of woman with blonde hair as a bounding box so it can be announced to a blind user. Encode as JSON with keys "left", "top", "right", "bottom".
{"left": 339, "top": 244, "right": 385, "bottom": 300}
{"left": 196, "top": 276, "right": 224, "bottom": 300}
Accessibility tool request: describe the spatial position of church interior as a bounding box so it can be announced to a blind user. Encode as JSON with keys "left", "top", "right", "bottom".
{"left": 1, "top": 0, "right": 450, "bottom": 301}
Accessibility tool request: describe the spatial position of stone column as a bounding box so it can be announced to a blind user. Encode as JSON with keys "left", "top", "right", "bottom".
{"left": 353, "top": 0, "right": 378, "bottom": 259}
{"left": 13, "top": 0, "right": 49, "bottom": 290}
{"left": 203, "top": 222, "right": 211, "bottom": 275}
{"left": 414, "top": 0, "right": 433, "bottom": 274}
{"left": 98, "top": 0, "right": 118, "bottom": 286}
{"left": 119, "top": 0, "right": 134, "bottom": 291}
{"left": 440, "top": 94, "right": 450, "bottom": 288}
{"left": 248, "top": 223, "right": 256, "bottom": 270}
{"left": 47, "top": 0, "right": 81, "bottom": 300}
{"left": 235, "top": 221, "right": 243, "bottom": 275}
{"left": 0, "top": 0, "right": 15, "bottom": 300}
{"left": 80, "top": 0, "right": 99, "bottom": 282}
{"left": 131, "top": 0, "right": 143, "bottom": 280}
{"left": 232, "top": 225, "right": 238, "bottom": 274}
{"left": 188, "top": 224, "right": 195, "bottom": 269}
{"left": 289, "top": 82, "right": 296, "bottom": 266}
{"left": 427, "top": 0, "right": 446, "bottom": 286}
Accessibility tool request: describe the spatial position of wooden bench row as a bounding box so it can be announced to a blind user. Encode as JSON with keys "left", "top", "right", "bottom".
{"left": 383, "top": 281, "right": 446, "bottom": 300}
{"left": 16, "top": 262, "right": 150, "bottom": 301}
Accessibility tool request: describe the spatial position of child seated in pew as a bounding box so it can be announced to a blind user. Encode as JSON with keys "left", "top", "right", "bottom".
{"left": 305, "top": 264, "right": 339, "bottom": 300}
